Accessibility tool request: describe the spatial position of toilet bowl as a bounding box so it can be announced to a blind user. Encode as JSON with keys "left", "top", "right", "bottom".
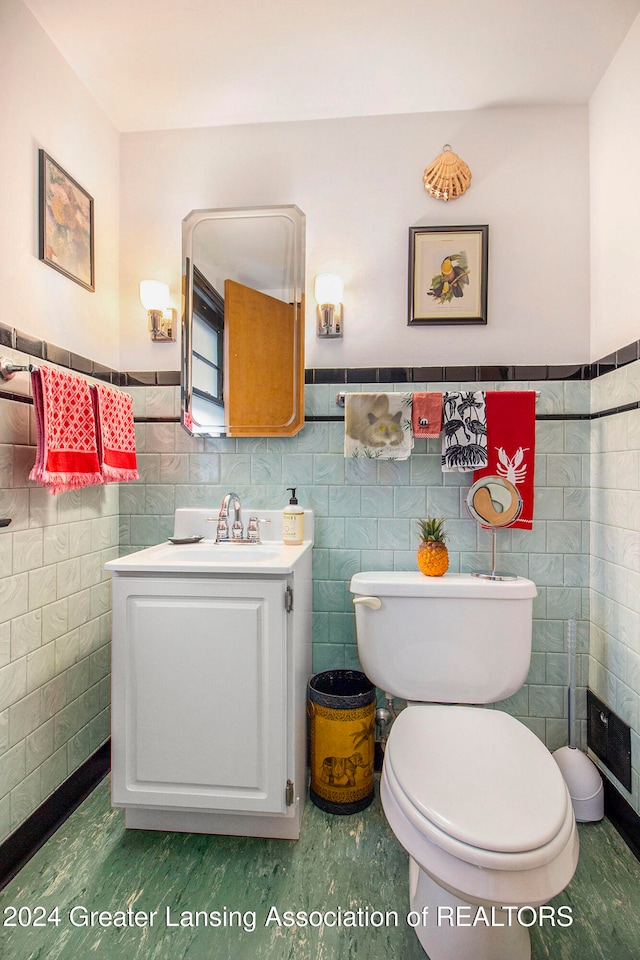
{"left": 382, "top": 705, "right": 579, "bottom": 960}
{"left": 349, "top": 572, "right": 579, "bottom": 960}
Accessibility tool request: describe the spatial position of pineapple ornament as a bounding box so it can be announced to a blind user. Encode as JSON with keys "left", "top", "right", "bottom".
{"left": 416, "top": 516, "right": 449, "bottom": 577}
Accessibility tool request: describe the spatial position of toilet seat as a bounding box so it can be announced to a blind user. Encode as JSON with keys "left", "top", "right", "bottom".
{"left": 384, "top": 705, "right": 575, "bottom": 871}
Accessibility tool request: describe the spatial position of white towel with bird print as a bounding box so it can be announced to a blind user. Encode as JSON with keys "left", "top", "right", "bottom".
{"left": 441, "top": 391, "right": 488, "bottom": 471}
{"left": 344, "top": 393, "right": 414, "bottom": 459}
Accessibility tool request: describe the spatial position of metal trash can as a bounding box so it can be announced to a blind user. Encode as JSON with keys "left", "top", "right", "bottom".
{"left": 308, "top": 670, "right": 375, "bottom": 814}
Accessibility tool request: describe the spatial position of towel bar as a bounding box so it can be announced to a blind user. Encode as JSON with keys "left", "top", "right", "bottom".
{"left": 0, "top": 357, "right": 39, "bottom": 382}
{"left": 335, "top": 390, "right": 541, "bottom": 406}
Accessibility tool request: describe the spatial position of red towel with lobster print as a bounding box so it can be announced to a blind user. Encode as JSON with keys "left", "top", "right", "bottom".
{"left": 91, "top": 384, "right": 139, "bottom": 483}
{"left": 30, "top": 366, "right": 102, "bottom": 494}
{"left": 473, "top": 390, "right": 536, "bottom": 529}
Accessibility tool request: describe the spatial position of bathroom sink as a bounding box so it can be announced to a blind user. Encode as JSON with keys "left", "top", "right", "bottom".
{"left": 151, "top": 542, "right": 279, "bottom": 563}
{"left": 105, "top": 536, "right": 309, "bottom": 576}
{"left": 105, "top": 507, "right": 314, "bottom": 576}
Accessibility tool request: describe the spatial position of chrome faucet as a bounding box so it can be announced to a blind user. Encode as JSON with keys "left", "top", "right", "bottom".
{"left": 216, "top": 491, "right": 243, "bottom": 541}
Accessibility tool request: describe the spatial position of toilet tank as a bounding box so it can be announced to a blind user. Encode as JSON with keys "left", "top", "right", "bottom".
{"left": 350, "top": 572, "right": 537, "bottom": 703}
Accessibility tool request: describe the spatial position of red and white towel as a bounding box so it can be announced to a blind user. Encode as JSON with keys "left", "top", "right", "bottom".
{"left": 473, "top": 390, "right": 536, "bottom": 529}
{"left": 411, "top": 392, "right": 443, "bottom": 438}
{"left": 30, "top": 367, "right": 102, "bottom": 494}
{"left": 30, "top": 367, "right": 139, "bottom": 493}
{"left": 91, "top": 384, "right": 139, "bottom": 483}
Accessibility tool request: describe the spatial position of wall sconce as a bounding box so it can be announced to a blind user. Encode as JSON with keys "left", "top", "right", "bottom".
{"left": 139, "top": 280, "right": 176, "bottom": 342}
{"left": 315, "top": 274, "right": 344, "bottom": 338}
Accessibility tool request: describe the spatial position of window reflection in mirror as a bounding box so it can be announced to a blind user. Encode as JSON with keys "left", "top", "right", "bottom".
{"left": 191, "top": 267, "right": 224, "bottom": 432}
{"left": 182, "top": 206, "right": 305, "bottom": 437}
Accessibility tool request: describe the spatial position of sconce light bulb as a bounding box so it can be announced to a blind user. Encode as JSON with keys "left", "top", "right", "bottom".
{"left": 314, "top": 273, "right": 344, "bottom": 307}
{"left": 139, "top": 280, "right": 170, "bottom": 312}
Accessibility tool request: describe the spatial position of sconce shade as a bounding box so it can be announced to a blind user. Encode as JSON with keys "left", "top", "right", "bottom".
{"left": 139, "top": 280, "right": 170, "bottom": 311}
{"left": 314, "top": 273, "right": 344, "bottom": 306}
{"left": 140, "top": 280, "right": 175, "bottom": 342}
{"left": 314, "top": 273, "right": 344, "bottom": 339}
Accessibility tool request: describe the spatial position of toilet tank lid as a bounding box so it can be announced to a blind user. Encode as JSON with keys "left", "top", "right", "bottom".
{"left": 350, "top": 571, "right": 537, "bottom": 599}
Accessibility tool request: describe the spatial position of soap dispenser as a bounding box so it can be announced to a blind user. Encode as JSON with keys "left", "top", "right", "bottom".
{"left": 282, "top": 488, "right": 304, "bottom": 545}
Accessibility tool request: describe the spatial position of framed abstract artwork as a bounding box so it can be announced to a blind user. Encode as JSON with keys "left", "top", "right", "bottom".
{"left": 39, "top": 149, "right": 95, "bottom": 292}
{"left": 408, "top": 224, "right": 488, "bottom": 325}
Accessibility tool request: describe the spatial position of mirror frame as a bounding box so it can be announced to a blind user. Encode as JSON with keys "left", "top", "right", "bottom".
{"left": 181, "top": 205, "right": 305, "bottom": 437}
{"left": 466, "top": 476, "right": 522, "bottom": 528}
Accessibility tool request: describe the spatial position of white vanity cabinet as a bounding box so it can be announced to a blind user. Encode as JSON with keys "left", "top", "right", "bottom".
{"left": 107, "top": 516, "right": 312, "bottom": 839}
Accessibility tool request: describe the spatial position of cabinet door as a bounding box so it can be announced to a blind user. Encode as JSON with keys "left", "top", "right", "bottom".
{"left": 111, "top": 577, "right": 288, "bottom": 813}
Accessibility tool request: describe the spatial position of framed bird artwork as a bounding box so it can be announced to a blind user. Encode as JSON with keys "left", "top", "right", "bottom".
{"left": 408, "top": 224, "right": 488, "bottom": 325}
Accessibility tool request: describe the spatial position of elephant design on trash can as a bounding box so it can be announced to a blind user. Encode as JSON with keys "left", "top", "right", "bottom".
{"left": 321, "top": 752, "right": 370, "bottom": 787}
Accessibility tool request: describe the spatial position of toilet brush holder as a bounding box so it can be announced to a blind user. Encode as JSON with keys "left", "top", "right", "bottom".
{"left": 552, "top": 619, "right": 604, "bottom": 822}
{"left": 553, "top": 745, "right": 604, "bottom": 822}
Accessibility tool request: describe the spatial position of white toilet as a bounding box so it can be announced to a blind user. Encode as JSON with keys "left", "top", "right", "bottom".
{"left": 350, "top": 571, "right": 579, "bottom": 960}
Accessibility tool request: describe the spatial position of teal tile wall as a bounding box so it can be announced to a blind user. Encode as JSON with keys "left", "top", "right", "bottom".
{"left": 122, "top": 378, "right": 592, "bottom": 756}
{"left": 2, "top": 351, "right": 637, "bottom": 851}
{"left": 0, "top": 350, "right": 118, "bottom": 846}
{"left": 590, "top": 361, "right": 640, "bottom": 816}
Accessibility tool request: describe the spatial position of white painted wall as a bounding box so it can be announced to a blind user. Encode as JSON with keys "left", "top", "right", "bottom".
{"left": 590, "top": 12, "right": 640, "bottom": 361}
{"left": 3, "top": 0, "right": 637, "bottom": 374}
{"left": 0, "top": 0, "right": 120, "bottom": 369}
{"left": 0, "top": 2, "right": 120, "bottom": 842}
{"left": 120, "top": 105, "right": 590, "bottom": 371}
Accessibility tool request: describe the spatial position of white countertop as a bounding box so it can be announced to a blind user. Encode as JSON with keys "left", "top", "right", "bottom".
{"left": 105, "top": 538, "right": 312, "bottom": 576}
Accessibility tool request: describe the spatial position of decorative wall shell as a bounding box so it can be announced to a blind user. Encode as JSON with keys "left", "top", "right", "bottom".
{"left": 423, "top": 145, "right": 471, "bottom": 201}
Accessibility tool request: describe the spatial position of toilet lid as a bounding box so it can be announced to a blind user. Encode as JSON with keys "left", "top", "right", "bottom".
{"left": 385, "top": 706, "right": 569, "bottom": 854}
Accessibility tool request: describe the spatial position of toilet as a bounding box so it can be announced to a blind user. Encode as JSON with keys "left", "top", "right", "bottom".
{"left": 350, "top": 571, "right": 579, "bottom": 960}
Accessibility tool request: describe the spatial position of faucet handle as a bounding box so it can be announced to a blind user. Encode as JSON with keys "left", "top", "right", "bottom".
{"left": 206, "top": 516, "right": 229, "bottom": 538}
{"left": 213, "top": 517, "right": 229, "bottom": 541}
{"left": 247, "top": 517, "right": 271, "bottom": 542}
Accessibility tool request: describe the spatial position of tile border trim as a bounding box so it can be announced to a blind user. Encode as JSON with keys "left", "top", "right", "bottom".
{"left": 305, "top": 344, "right": 640, "bottom": 385}
{"left": 0, "top": 741, "right": 110, "bottom": 892}
{"left": 2, "top": 320, "right": 639, "bottom": 388}
{"left": 1, "top": 318, "right": 639, "bottom": 424}
{"left": 602, "top": 777, "right": 640, "bottom": 862}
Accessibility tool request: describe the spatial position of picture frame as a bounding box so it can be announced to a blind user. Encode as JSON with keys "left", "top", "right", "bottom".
{"left": 38, "top": 149, "right": 95, "bottom": 292}
{"left": 408, "top": 224, "right": 488, "bottom": 325}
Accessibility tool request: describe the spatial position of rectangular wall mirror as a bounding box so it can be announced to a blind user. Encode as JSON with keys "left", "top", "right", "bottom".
{"left": 182, "top": 205, "right": 305, "bottom": 437}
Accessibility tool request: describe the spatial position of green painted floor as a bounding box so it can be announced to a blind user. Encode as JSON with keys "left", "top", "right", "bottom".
{"left": 1, "top": 777, "right": 639, "bottom": 960}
